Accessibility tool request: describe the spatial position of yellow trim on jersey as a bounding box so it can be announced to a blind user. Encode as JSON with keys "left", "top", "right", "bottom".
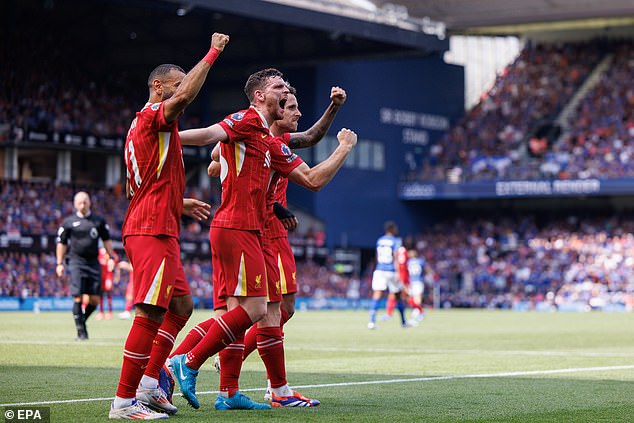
{"left": 234, "top": 253, "right": 247, "bottom": 296}
{"left": 265, "top": 273, "right": 271, "bottom": 302}
{"left": 157, "top": 132, "right": 171, "bottom": 178}
{"left": 234, "top": 141, "right": 246, "bottom": 176}
{"left": 278, "top": 253, "right": 288, "bottom": 294}
{"left": 145, "top": 258, "right": 166, "bottom": 305}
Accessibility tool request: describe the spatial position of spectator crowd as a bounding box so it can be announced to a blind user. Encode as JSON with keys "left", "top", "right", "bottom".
{"left": 2, "top": 180, "right": 633, "bottom": 312}
{"left": 407, "top": 38, "right": 634, "bottom": 183}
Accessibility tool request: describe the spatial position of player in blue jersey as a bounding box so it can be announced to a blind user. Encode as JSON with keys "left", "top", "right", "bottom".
{"left": 368, "top": 221, "right": 408, "bottom": 329}
{"left": 406, "top": 249, "right": 429, "bottom": 325}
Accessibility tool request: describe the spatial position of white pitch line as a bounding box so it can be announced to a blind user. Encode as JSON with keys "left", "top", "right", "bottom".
{"left": 2, "top": 364, "right": 634, "bottom": 407}
{"left": 0, "top": 340, "right": 122, "bottom": 347}
{"left": 2, "top": 340, "right": 634, "bottom": 358}
{"left": 286, "top": 346, "right": 634, "bottom": 358}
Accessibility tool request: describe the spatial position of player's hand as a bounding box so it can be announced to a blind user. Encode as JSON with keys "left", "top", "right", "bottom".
{"left": 336, "top": 128, "right": 357, "bottom": 148}
{"left": 56, "top": 263, "right": 64, "bottom": 278}
{"left": 281, "top": 216, "right": 298, "bottom": 231}
{"left": 273, "top": 202, "right": 298, "bottom": 231}
{"left": 331, "top": 86, "right": 347, "bottom": 106}
{"left": 211, "top": 33, "right": 230, "bottom": 52}
{"left": 208, "top": 160, "right": 221, "bottom": 177}
{"left": 183, "top": 198, "right": 212, "bottom": 221}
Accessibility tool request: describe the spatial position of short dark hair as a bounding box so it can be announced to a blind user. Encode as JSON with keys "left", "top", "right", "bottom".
{"left": 244, "top": 68, "right": 284, "bottom": 103}
{"left": 147, "top": 64, "right": 185, "bottom": 87}
{"left": 285, "top": 81, "right": 297, "bottom": 96}
{"left": 384, "top": 220, "right": 398, "bottom": 234}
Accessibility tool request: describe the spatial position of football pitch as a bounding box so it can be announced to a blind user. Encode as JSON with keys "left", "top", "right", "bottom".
{"left": 1, "top": 309, "right": 633, "bottom": 422}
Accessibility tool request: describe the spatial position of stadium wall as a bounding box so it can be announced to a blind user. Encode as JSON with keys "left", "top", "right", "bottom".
{"left": 286, "top": 54, "right": 464, "bottom": 248}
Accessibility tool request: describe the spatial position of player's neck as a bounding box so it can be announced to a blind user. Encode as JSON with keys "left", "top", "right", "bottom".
{"left": 252, "top": 104, "right": 274, "bottom": 128}
{"left": 270, "top": 125, "right": 284, "bottom": 137}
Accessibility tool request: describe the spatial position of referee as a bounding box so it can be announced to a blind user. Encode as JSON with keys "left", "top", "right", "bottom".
{"left": 56, "top": 191, "right": 116, "bottom": 340}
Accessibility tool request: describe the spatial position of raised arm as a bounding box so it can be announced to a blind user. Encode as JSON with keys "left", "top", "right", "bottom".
{"left": 287, "top": 86, "right": 346, "bottom": 149}
{"left": 180, "top": 123, "right": 228, "bottom": 146}
{"left": 287, "top": 128, "right": 357, "bottom": 192}
{"left": 163, "top": 33, "right": 230, "bottom": 122}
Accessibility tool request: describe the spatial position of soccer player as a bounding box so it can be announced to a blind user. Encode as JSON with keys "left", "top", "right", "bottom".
{"left": 96, "top": 247, "right": 116, "bottom": 320}
{"left": 169, "top": 70, "right": 356, "bottom": 411}
{"left": 382, "top": 244, "right": 410, "bottom": 321}
{"left": 207, "top": 85, "right": 348, "bottom": 407}
{"left": 109, "top": 32, "right": 229, "bottom": 420}
{"left": 56, "top": 191, "right": 117, "bottom": 340}
{"left": 242, "top": 85, "right": 347, "bottom": 406}
{"left": 115, "top": 260, "right": 134, "bottom": 320}
{"left": 406, "top": 249, "right": 429, "bottom": 325}
{"left": 367, "top": 221, "right": 408, "bottom": 329}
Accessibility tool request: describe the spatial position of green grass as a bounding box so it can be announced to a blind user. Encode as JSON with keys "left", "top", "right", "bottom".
{"left": 1, "top": 309, "right": 633, "bottom": 422}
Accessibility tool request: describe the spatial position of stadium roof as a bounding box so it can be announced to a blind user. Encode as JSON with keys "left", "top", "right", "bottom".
{"left": 164, "top": 0, "right": 448, "bottom": 51}
{"left": 346, "top": 0, "right": 634, "bottom": 35}
{"left": 258, "top": 0, "right": 634, "bottom": 36}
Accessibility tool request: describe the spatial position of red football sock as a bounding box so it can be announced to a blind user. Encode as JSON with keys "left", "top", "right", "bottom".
{"left": 186, "top": 306, "right": 252, "bottom": 370}
{"left": 280, "top": 308, "right": 290, "bottom": 327}
{"left": 219, "top": 335, "right": 245, "bottom": 397}
{"left": 170, "top": 317, "right": 216, "bottom": 358}
{"left": 242, "top": 324, "right": 257, "bottom": 361}
{"left": 116, "top": 316, "right": 161, "bottom": 399}
{"left": 99, "top": 296, "right": 104, "bottom": 313}
{"left": 386, "top": 297, "right": 396, "bottom": 317}
{"left": 145, "top": 311, "right": 188, "bottom": 379}
{"left": 257, "top": 326, "right": 286, "bottom": 389}
{"left": 107, "top": 294, "right": 113, "bottom": 313}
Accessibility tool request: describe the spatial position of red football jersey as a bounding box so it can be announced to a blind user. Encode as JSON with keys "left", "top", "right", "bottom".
{"left": 122, "top": 102, "right": 185, "bottom": 239}
{"left": 98, "top": 247, "right": 115, "bottom": 282}
{"left": 265, "top": 134, "right": 302, "bottom": 239}
{"left": 397, "top": 246, "right": 410, "bottom": 285}
{"left": 213, "top": 107, "right": 274, "bottom": 232}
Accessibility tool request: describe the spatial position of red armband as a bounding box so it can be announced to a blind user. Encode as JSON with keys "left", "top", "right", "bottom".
{"left": 202, "top": 47, "right": 221, "bottom": 66}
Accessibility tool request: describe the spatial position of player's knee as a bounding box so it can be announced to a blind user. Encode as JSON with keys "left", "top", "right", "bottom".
{"left": 251, "top": 306, "right": 267, "bottom": 323}
{"left": 169, "top": 294, "right": 194, "bottom": 318}
{"left": 244, "top": 300, "right": 267, "bottom": 323}
{"left": 135, "top": 303, "right": 166, "bottom": 323}
{"left": 282, "top": 302, "right": 295, "bottom": 319}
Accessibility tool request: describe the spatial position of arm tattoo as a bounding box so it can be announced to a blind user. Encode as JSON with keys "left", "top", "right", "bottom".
{"left": 288, "top": 103, "right": 339, "bottom": 149}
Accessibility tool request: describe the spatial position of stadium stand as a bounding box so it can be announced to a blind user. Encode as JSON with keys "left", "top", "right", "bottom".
{"left": 3, "top": 178, "right": 633, "bottom": 312}
{"left": 408, "top": 38, "right": 634, "bottom": 183}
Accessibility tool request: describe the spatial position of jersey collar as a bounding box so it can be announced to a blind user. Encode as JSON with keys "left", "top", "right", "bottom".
{"left": 251, "top": 106, "right": 272, "bottom": 134}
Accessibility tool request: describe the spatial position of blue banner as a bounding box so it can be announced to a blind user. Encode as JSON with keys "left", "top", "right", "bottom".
{"left": 400, "top": 178, "right": 634, "bottom": 200}
{"left": 0, "top": 296, "right": 379, "bottom": 312}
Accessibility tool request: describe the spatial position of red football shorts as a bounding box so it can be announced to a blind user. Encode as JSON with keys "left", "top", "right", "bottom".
{"left": 210, "top": 227, "right": 267, "bottom": 310}
{"left": 262, "top": 236, "right": 282, "bottom": 303}
{"left": 264, "top": 236, "right": 297, "bottom": 301}
{"left": 124, "top": 235, "right": 190, "bottom": 309}
{"left": 101, "top": 276, "right": 113, "bottom": 291}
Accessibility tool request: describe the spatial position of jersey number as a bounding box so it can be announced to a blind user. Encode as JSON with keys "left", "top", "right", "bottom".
{"left": 377, "top": 245, "right": 394, "bottom": 264}
{"left": 126, "top": 139, "right": 142, "bottom": 191}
